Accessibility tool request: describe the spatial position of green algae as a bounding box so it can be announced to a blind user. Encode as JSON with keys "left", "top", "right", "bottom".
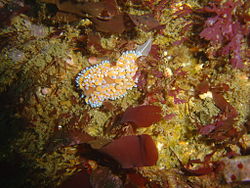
{"left": 189, "top": 97, "right": 220, "bottom": 125}
{"left": 86, "top": 110, "right": 111, "bottom": 137}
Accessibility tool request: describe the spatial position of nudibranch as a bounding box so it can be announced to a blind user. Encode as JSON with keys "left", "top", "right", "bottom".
{"left": 75, "top": 38, "right": 153, "bottom": 107}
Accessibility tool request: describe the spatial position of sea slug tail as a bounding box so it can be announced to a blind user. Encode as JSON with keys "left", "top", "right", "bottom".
{"left": 136, "top": 38, "right": 153, "bottom": 57}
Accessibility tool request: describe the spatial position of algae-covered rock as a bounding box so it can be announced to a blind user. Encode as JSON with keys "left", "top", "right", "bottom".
{"left": 0, "top": 0, "right": 249, "bottom": 187}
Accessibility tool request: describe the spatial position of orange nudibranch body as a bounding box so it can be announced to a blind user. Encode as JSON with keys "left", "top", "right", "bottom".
{"left": 75, "top": 38, "right": 152, "bottom": 107}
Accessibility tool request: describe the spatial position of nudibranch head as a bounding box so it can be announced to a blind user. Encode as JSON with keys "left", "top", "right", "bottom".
{"left": 76, "top": 39, "right": 152, "bottom": 107}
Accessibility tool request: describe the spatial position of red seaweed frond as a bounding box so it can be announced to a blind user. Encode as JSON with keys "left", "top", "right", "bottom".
{"left": 198, "top": 0, "right": 249, "bottom": 68}
{"left": 195, "top": 81, "right": 244, "bottom": 143}
{"left": 120, "top": 105, "right": 162, "bottom": 128}
{"left": 181, "top": 151, "right": 217, "bottom": 176}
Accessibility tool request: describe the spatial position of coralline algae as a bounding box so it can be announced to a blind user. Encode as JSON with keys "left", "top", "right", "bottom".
{"left": 76, "top": 38, "right": 152, "bottom": 107}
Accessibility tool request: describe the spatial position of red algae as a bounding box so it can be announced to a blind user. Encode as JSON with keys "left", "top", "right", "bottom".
{"left": 127, "top": 172, "right": 148, "bottom": 187}
{"left": 195, "top": 81, "right": 243, "bottom": 143}
{"left": 120, "top": 105, "right": 162, "bottom": 127}
{"left": 100, "top": 134, "right": 158, "bottom": 168}
{"left": 168, "top": 87, "right": 187, "bottom": 104}
{"left": 2, "top": 0, "right": 249, "bottom": 187}
{"left": 198, "top": 0, "right": 248, "bottom": 68}
{"left": 196, "top": 80, "right": 209, "bottom": 95}
{"left": 182, "top": 152, "right": 216, "bottom": 176}
{"left": 59, "top": 170, "right": 91, "bottom": 188}
{"left": 211, "top": 92, "right": 237, "bottom": 118}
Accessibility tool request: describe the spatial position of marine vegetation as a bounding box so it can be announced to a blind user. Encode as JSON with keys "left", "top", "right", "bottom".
{"left": 198, "top": 0, "right": 249, "bottom": 68}
{"left": 0, "top": 0, "right": 249, "bottom": 187}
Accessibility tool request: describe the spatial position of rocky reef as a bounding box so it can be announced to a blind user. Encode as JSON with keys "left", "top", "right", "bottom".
{"left": 0, "top": 0, "right": 249, "bottom": 187}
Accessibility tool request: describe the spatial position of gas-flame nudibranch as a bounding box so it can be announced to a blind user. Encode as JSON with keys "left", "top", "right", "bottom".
{"left": 75, "top": 38, "right": 153, "bottom": 107}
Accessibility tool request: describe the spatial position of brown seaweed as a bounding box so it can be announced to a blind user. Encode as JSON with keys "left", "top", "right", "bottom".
{"left": 42, "top": 0, "right": 126, "bottom": 33}
{"left": 42, "top": 0, "right": 162, "bottom": 33}
{"left": 128, "top": 13, "right": 162, "bottom": 32}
